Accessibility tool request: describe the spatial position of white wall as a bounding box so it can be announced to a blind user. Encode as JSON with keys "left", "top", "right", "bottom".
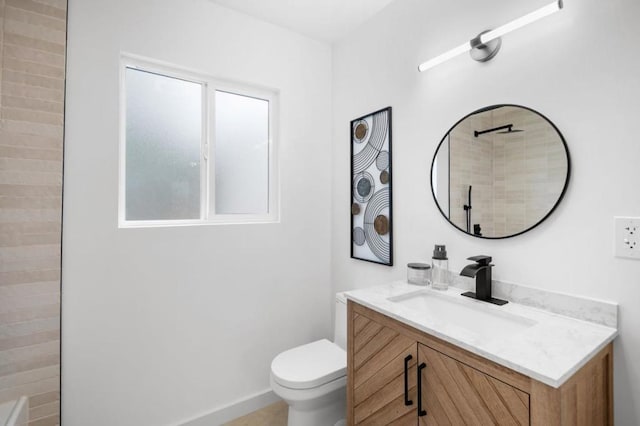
{"left": 331, "top": 0, "right": 640, "bottom": 423}
{"left": 63, "top": 0, "right": 332, "bottom": 424}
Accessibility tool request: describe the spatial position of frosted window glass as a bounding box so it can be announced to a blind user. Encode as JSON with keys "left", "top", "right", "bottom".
{"left": 214, "top": 91, "right": 269, "bottom": 214}
{"left": 125, "top": 68, "right": 202, "bottom": 220}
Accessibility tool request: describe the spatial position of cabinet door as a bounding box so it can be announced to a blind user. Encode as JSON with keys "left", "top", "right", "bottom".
{"left": 351, "top": 311, "right": 417, "bottom": 425}
{"left": 418, "top": 343, "right": 530, "bottom": 426}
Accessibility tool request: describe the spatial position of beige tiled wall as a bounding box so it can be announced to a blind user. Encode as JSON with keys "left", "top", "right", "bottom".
{"left": 449, "top": 107, "right": 567, "bottom": 238}
{"left": 491, "top": 107, "right": 567, "bottom": 237}
{"left": 0, "top": 0, "right": 66, "bottom": 425}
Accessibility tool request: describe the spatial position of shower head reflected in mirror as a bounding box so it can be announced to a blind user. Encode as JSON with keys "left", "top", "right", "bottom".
{"left": 474, "top": 124, "right": 524, "bottom": 137}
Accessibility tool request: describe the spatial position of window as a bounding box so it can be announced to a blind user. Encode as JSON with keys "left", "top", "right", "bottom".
{"left": 119, "top": 56, "right": 278, "bottom": 227}
{"left": 215, "top": 91, "right": 269, "bottom": 215}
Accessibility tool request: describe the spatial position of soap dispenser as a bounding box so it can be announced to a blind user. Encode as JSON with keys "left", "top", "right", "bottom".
{"left": 431, "top": 245, "right": 449, "bottom": 291}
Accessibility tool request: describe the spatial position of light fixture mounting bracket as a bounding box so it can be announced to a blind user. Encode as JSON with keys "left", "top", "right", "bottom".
{"left": 469, "top": 30, "right": 501, "bottom": 63}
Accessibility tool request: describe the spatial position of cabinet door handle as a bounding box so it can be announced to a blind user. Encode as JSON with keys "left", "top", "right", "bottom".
{"left": 417, "top": 362, "right": 427, "bottom": 417}
{"left": 403, "top": 355, "right": 413, "bottom": 406}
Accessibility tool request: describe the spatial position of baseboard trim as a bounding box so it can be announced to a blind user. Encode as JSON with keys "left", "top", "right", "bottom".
{"left": 178, "top": 389, "right": 281, "bottom": 426}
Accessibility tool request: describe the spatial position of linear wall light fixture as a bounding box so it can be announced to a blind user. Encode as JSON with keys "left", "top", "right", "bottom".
{"left": 418, "top": 0, "right": 563, "bottom": 72}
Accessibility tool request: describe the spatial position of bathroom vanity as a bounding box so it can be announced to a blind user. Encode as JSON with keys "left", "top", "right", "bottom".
{"left": 345, "top": 282, "right": 617, "bottom": 425}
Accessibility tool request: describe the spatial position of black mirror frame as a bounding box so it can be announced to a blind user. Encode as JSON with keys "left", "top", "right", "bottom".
{"left": 430, "top": 104, "right": 571, "bottom": 240}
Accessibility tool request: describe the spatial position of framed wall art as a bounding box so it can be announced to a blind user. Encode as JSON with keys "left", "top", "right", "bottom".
{"left": 350, "top": 107, "right": 393, "bottom": 266}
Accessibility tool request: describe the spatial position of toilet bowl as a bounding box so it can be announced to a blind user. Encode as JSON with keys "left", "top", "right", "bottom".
{"left": 270, "top": 293, "right": 347, "bottom": 426}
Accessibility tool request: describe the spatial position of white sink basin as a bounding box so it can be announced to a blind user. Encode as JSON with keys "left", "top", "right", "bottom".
{"left": 388, "top": 290, "right": 536, "bottom": 341}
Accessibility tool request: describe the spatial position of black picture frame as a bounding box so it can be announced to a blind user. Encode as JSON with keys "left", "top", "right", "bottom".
{"left": 350, "top": 107, "right": 393, "bottom": 266}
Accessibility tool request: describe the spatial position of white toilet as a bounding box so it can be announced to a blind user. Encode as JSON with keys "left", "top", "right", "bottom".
{"left": 270, "top": 292, "right": 347, "bottom": 426}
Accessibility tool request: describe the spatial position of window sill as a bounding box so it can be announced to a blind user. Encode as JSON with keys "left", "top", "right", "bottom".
{"left": 118, "top": 216, "right": 280, "bottom": 229}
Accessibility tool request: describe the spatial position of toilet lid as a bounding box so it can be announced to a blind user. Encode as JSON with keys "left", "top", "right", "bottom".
{"left": 271, "top": 339, "right": 346, "bottom": 390}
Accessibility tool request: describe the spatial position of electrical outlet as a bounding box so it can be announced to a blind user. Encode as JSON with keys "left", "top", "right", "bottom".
{"left": 615, "top": 217, "right": 640, "bottom": 259}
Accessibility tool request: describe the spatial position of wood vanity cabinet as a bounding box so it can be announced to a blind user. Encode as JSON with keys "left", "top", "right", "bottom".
{"left": 346, "top": 301, "right": 613, "bottom": 426}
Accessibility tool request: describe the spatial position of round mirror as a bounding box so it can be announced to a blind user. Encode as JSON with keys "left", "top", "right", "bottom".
{"left": 431, "top": 105, "right": 570, "bottom": 239}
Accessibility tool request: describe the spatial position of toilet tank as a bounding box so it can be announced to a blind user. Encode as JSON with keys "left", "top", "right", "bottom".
{"left": 334, "top": 292, "right": 348, "bottom": 350}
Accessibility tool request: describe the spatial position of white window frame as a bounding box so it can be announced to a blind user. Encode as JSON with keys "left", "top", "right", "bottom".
{"left": 118, "top": 54, "right": 279, "bottom": 228}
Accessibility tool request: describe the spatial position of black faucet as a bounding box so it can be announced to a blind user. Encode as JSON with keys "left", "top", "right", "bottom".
{"left": 460, "top": 255, "right": 508, "bottom": 306}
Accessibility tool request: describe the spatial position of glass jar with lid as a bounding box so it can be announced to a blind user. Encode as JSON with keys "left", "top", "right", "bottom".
{"left": 407, "top": 263, "right": 431, "bottom": 286}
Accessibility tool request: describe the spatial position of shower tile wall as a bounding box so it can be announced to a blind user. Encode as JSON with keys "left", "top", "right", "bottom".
{"left": 0, "top": 0, "right": 66, "bottom": 425}
{"left": 491, "top": 107, "right": 566, "bottom": 237}
{"left": 450, "top": 107, "right": 565, "bottom": 237}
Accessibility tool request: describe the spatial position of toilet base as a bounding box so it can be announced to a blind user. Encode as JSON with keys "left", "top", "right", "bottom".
{"left": 286, "top": 387, "right": 345, "bottom": 426}
{"left": 271, "top": 375, "right": 346, "bottom": 426}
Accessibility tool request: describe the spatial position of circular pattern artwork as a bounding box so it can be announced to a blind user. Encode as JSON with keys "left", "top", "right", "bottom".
{"left": 353, "top": 120, "right": 369, "bottom": 143}
{"left": 351, "top": 107, "right": 392, "bottom": 266}
{"left": 357, "top": 179, "right": 371, "bottom": 197}
{"left": 352, "top": 172, "right": 375, "bottom": 203}
{"left": 353, "top": 111, "right": 389, "bottom": 174}
{"left": 353, "top": 227, "right": 366, "bottom": 246}
{"left": 374, "top": 215, "right": 389, "bottom": 235}
{"left": 376, "top": 150, "right": 390, "bottom": 171}
{"left": 380, "top": 170, "right": 390, "bottom": 184}
{"left": 363, "top": 188, "right": 391, "bottom": 264}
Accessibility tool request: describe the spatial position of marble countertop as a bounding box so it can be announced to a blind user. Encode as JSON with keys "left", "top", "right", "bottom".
{"left": 345, "top": 281, "right": 618, "bottom": 388}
